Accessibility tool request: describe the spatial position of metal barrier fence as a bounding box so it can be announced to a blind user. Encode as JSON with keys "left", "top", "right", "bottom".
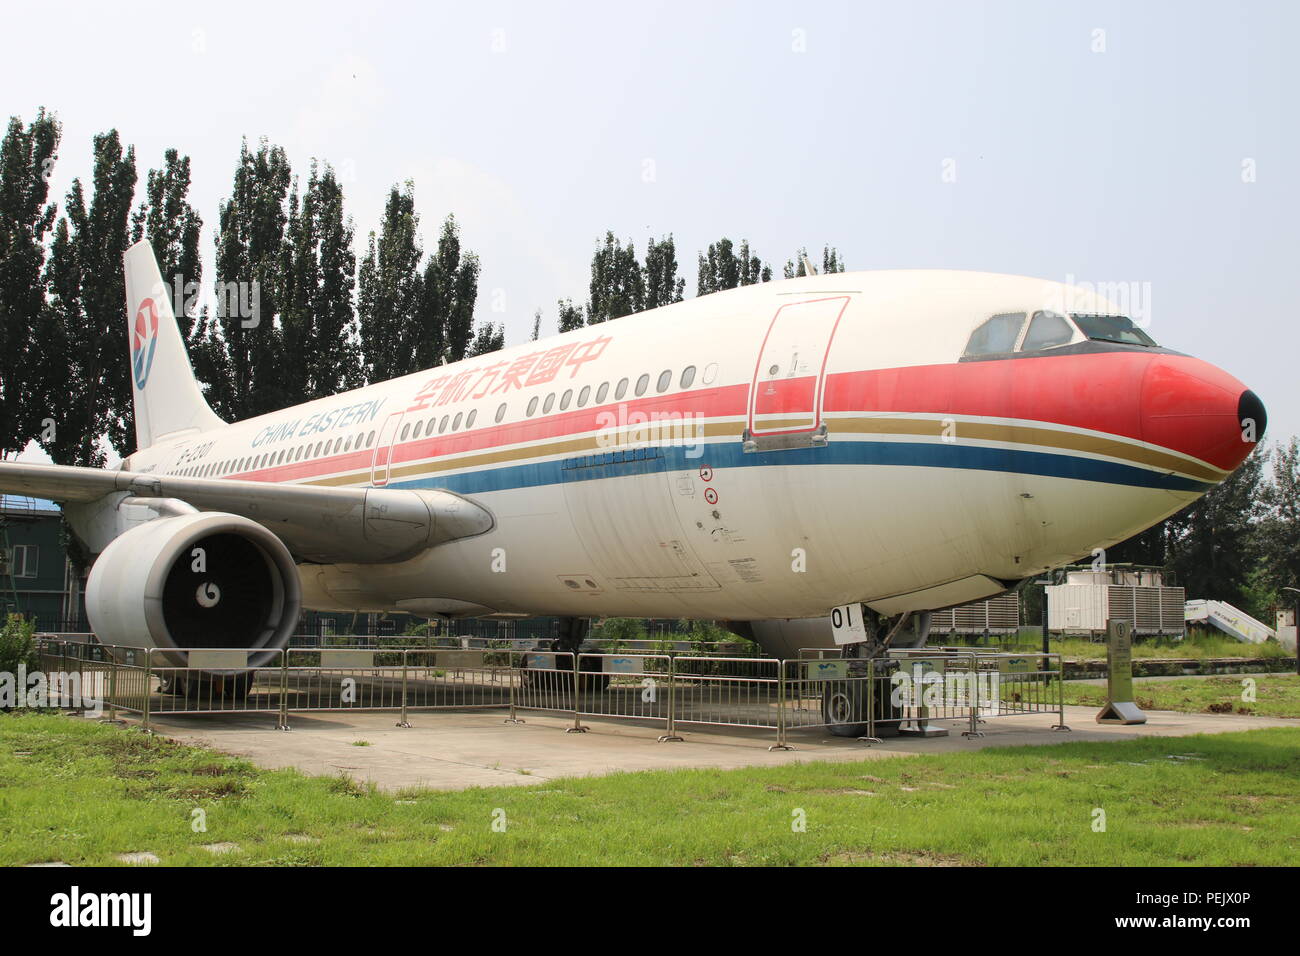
{"left": 32, "top": 639, "right": 1070, "bottom": 747}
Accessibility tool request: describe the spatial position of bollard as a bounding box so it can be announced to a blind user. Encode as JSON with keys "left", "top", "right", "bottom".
{"left": 858, "top": 657, "right": 883, "bottom": 745}
{"left": 962, "top": 652, "right": 985, "bottom": 738}
{"left": 566, "top": 652, "right": 588, "bottom": 733}
{"left": 658, "top": 654, "right": 682, "bottom": 742}
{"left": 1053, "top": 653, "right": 1071, "bottom": 731}
{"left": 396, "top": 650, "right": 411, "bottom": 728}
{"left": 276, "top": 648, "right": 291, "bottom": 731}
{"left": 141, "top": 651, "right": 154, "bottom": 734}
{"left": 504, "top": 649, "right": 525, "bottom": 724}
{"left": 102, "top": 651, "right": 123, "bottom": 724}
{"left": 768, "top": 660, "right": 793, "bottom": 751}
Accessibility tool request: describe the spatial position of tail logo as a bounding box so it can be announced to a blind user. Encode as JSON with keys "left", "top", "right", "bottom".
{"left": 132, "top": 298, "right": 160, "bottom": 390}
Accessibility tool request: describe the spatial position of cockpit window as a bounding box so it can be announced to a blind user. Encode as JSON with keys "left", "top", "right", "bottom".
{"left": 1021, "top": 310, "right": 1074, "bottom": 351}
{"left": 963, "top": 313, "right": 1025, "bottom": 356}
{"left": 1071, "top": 313, "right": 1158, "bottom": 347}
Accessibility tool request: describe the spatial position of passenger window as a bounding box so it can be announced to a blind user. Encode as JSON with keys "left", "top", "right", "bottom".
{"left": 656, "top": 370, "right": 672, "bottom": 393}
{"left": 366, "top": 430, "right": 375, "bottom": 447}
{"left": 425, "top": 417, "right": 435, "bottom": 434}
{"left": 635, "top": 374, "right": 649, "bottom": 396}
{"left": 614, "top": 378, "right": 628, "bottom": 400}
{"left": 578, "top": 385, "right": 591, "bottom": 407}
{"left": 527, "top": 396, "right": 539, "bottom": 416}
{"left": 1021, "top": 311, "right": 1074, "bottom": 351}
{"left": 964, "top": 313, "right": 1026, "bottom": 356}
{"left": 412, "top": 421, "right": 423, "bottom": 439}
{"left": 597, "top": 382, "right": 610, "bottom": 404}
{"left": 453, "top": 412, "right": 463, "bottom": 430}
{"left": 466, "top": 409, "right": 477, "bottom": 428}
{"left": 439, "top": 415, "right": 449, "bottom": 433}
{"left": 543, "top": 393, "right": 556, "bottom": 414}
{"left": 560, "top": 389, "right": 572, "bottom": 410}
{"left": 496, "top": 403, "right": 507, "bottom": 423}
{"left": 400, "top": 424, "right": 410, "bottom": 440}
{"left": 680, "top": 366, "right": 696, "bottom": 388}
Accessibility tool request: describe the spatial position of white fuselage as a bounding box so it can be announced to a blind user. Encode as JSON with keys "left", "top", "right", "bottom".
{"left": 123, "top": 270, "right": 1245, "bottom": 624}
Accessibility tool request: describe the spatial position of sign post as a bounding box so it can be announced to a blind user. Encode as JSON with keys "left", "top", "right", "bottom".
{"left": 1095, "top": 619, "right": 1146, "bottom": 724}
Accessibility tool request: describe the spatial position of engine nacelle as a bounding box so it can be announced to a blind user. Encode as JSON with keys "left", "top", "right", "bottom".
{"left": 85, "top": 512, "right": 301, "bottom": 667}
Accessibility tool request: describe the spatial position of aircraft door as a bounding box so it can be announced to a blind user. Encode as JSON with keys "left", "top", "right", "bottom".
{"left": 745, "top": 295, "right": 851, "bottom": 451}
{"left": 370, "top": 411, "right": 405, "bottom": 487}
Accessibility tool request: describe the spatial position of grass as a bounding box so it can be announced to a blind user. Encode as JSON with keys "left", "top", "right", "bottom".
{"left": 970, "top": 629, "right": 1292, "bottom": 661}
{"left": 1061, "top": 673, "right": 1300, "bottom": 719}
{"left": 1, "top": 712, "right": 1297, "bottom": 866}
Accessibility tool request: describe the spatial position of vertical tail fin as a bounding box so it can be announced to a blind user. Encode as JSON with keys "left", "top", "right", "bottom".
{"left": 123, "top": 240, "right": 224, "bottom": 448}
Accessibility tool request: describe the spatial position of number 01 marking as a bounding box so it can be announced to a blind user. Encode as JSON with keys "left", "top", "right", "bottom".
{"left": 831, "top": 603, "right": 866, "bottom": 644}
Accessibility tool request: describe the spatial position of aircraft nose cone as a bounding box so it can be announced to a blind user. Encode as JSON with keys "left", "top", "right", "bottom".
{"left": 1238, "top": 389, "right": 1267, "bottom": 444}
{"left": 1140, "top": 355, "right": 1262, "bottom": 473}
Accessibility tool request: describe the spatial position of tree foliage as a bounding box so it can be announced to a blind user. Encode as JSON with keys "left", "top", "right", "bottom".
{"left": 44, "top": 129, "right": 137, "bottom": 464}
{"left": 191, "top": 138, "right": 292, "bottom": 421}
{"left": 1259, "top": 438, "right": 1300, "bottom": 599}
{"left": 0, "top": 109, "right": 60, "bottom": 460}
{"left": 358, "top": 188, "right": 482, "bottom": 380}
{"left": 697, "top": 237, "right": 770, "bottom": 296}
{"left": 783, "top": 244, "right": 845, "bottom": 278}
{"left": 587, "top": 231, "right": 645, "bottom": 324}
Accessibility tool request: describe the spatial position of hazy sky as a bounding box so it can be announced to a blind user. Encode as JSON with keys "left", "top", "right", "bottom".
{"left": 6, "top": 0, "right": 1297, "bottom": 448}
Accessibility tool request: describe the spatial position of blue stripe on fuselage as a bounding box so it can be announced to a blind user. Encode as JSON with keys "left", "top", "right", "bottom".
{"left": 382, "top": 440, "right": 1212, "bottom": 496}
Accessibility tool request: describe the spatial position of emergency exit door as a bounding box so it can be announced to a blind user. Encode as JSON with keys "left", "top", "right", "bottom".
{"left": 369, "top": 411, "right": 405, "bottom": 486}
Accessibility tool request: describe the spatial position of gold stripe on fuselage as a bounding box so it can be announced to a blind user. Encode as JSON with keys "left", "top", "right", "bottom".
{"left": 296, "top": 414, "right": 1224, "bottom": 490}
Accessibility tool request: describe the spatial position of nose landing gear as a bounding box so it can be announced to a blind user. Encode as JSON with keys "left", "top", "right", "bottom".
{"left": 822, "top": 609, "right": 928, "bottom": 737}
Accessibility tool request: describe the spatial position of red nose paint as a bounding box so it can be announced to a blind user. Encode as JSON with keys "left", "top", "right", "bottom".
{"left": 1140, "top": 355, "right": 1255, "bottom": 472}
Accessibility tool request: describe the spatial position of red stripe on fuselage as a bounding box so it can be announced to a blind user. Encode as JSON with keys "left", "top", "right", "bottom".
{"left": 230, "top": 351, "right": 1235, "bottom": 482}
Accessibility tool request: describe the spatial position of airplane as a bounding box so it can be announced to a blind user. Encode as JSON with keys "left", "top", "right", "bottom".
{"left": 0, "top": 241, "right": 1265, "bottom": 732}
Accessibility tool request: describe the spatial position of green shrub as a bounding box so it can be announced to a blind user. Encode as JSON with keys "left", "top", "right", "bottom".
{"left": 590, "top": 617, "right": 647, "bottom": 651}
{"left": 0, "top": 615, "right": 37, "bottom": 710}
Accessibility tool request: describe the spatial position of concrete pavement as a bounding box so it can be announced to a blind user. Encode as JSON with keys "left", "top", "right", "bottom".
{"left": 131, "top": 705, "right": 1295, "bottom": 792}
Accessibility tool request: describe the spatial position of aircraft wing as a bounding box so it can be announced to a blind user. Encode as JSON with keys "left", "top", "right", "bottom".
{"left": 0, "top": 460, "right": 494, "bottom": 564}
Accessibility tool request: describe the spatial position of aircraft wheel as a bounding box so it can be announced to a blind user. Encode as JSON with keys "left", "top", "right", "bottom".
{"left": 823, "top": 682, "right": 871, "bottom": 738}
{"left": 176, "top": 672, "right": 256, "bottom": 702}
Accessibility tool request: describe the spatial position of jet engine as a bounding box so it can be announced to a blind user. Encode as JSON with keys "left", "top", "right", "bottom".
{"left": 85, "top": 511, "right": 301, "bottom": 668}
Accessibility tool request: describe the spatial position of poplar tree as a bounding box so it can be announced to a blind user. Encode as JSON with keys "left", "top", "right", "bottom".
{"left": 642, "top": 234, "right": 685, "bottom": 309}
{"left": 130, "top": 149, "right": 203, "bottom": 340}
{"left": 425, "top": 214, "right": 480, "bottom": 365}
{"left": 0, "top": 109, "right": 60, "bottom": 460}
{"left": 783, "top": 245, "right": 845, "bottom": 278}
{"left": 281, "top": 161, "right": 362, "bottom": 403}
{"left": 587, "top": 231, "right": 645, "bottom": 323}
{"left": 358, "top": 184, "right": 423, "bottom": 382}
{"left": 192, "top": 138, "right": 292, "bottom": 421}
{"left": 466, "top": 321, "right": 504, "bottom": 357}
{"left": 557, "top": 298, "right": 584, "bottom": 333}
{"left": 697, "top": 237, "right": 770, "bottom": 295}
{"left": 305, "top": 163, "right": 362, "bottom": 396}
{"left": 43, "top": 130, "right": 137, "bottom": 464}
